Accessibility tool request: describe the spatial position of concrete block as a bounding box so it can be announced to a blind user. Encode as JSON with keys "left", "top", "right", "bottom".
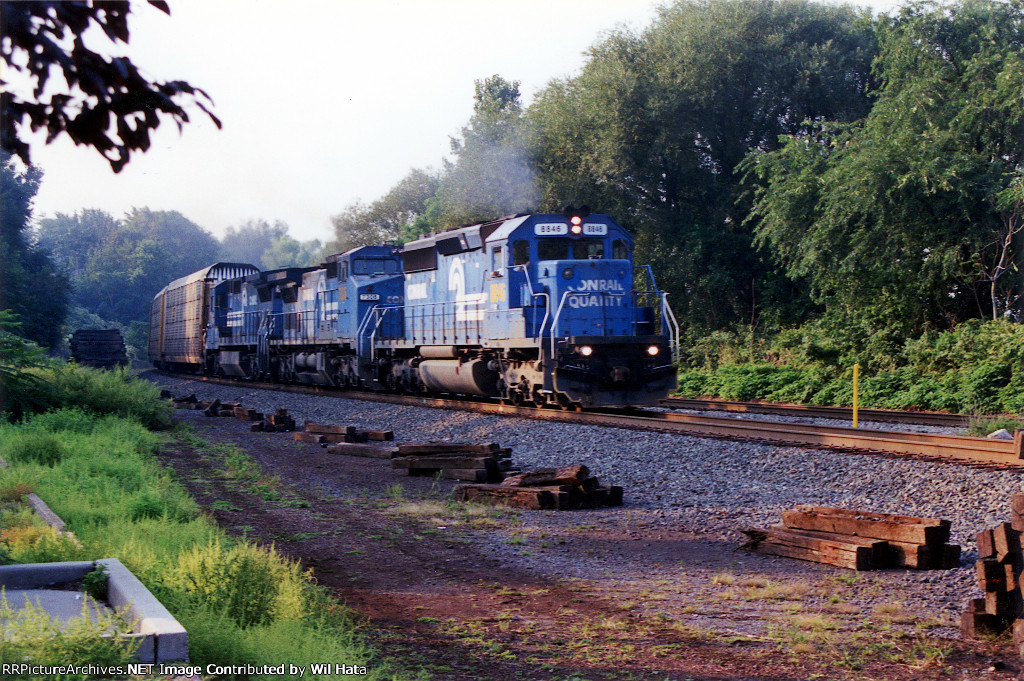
{"left": 98, "top": 558, "right": 189, "bottom": 663}
{"left": 0, "top": 561, "right": 94, "bottom": 588}
{"left": 0, "top": 559, "right": 188, "bottom": 663}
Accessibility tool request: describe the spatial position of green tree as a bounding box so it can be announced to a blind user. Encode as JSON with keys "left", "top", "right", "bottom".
{"left": 219, "top": 219, "right": 289, "bottom": 266}
{"left": 329, "top": 168, "right": 441, "bottom": 251}
{"left": 0, "top": 153, "right": 70, "bottom": 348}
{"left": 0, "top": 310, "right": 56, "bottom": 420}
{"left": 260, "top": 236, "right": 323, "bottom": 269}
{"left": 1, "top": 1, "right": 219, "bottom": 172}
{"left": 48, "top": 208, "right": 220, "bottom": 325}
{"left": 36, "top": 209, "right": 121, "bottom": 277}
{"left": 746, "top": 0, "right": 1024, "bottom": 339}
{"left": 529, "top": 0, "right": 877, "bottom": 331}
{"left": 437, "top": 75, "right": 538, "bottom": 227}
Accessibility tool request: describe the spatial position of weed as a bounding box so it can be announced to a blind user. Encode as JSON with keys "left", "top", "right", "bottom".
{"left": 711, "top": 572, "right": 735, "bottom": 586}
{"left": 871, "top": 602, "right": 916, "bottom": 624}
{"left": 386, "top": 483, "right": 406, "bottom": 502}
{"left": 0, "top": 525, "right": 85, "bottom": 563}
{"left": 0, "top": 596, "right": 139, "bottom": 664}
{"left": 967, "top": 414, "right": 1024, "bottom": 437}
{"left": 5, "top": 431, "right": 63, "bottom": 466}
{"left": 166, "top": 539, "right": 309, "bottom": 628}
{"left": 82, "top": 563, "right": 109, "bottom": 600}
{"left": 0, "top": 482, "right": 33, "bottom": 502}
{"left": 833, "top": 573, "right": 859, "bottom": 587}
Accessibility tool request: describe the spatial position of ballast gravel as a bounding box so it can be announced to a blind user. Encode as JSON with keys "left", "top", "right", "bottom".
{"left": 154, "top": 374, "right": 1023, "bottom": 633}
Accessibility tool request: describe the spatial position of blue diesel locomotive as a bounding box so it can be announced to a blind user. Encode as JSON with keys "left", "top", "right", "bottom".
{"left": 149, "top": 212, "right": 679, "bottom": 407}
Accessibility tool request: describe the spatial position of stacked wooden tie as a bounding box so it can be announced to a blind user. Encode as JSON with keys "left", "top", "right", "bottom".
{"left": 70, "top": 329, "right": 128, "bottom": 369}
{"left": 168, "top": 393, "right": 296, "bottom": 431}
{"left": 293, "top": 422, "right": 394, "bottom": 445}
{"left": 742, "top": 505, "right": 958, "bottom": 571}
{"left": 252, "top": 408, "right": 297, "bottom": 432}
{"left": 391, "top": 442, "right": 514, "bottom": 483}
{"left": 962, "top": 494, "right": 1024, "bottom": 647}
{"left": 455, "top": 464, "right": 623, "bottom": 510}
{"left": 169, "top": 393, "right": 203, "bottom": 410}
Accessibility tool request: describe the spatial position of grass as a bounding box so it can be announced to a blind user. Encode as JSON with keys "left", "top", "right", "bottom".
{"left": 0, "top": 408, "right": 413, "bottom": 679}
{"left": 0, "top": 597, "right": 140, "bottom": 670}
{"left": 966, "top": 414, "right": 1024, "bottom": 437}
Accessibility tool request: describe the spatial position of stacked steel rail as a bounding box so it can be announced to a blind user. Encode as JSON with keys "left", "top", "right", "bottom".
{"left": 663, "top": 397, "right": 969, "bottom": 428}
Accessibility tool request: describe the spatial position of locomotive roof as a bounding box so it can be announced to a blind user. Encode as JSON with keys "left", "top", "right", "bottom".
{"left": 325, "top": 244, "right": 402, "bottom": 263}
{"left": 402, "top": 213, "right": 627, "bottom": 254}
{"left": 153, "top": 262, "right": 259, "bottom": 298}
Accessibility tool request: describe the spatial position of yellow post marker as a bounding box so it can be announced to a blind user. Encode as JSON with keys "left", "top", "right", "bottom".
{"left": 852, "top": 363, "right": 860, "bottom": 429}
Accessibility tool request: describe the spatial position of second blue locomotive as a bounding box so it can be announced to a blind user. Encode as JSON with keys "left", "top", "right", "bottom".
{"left": 149, "top": 212, "right": 679, "bottom": 407}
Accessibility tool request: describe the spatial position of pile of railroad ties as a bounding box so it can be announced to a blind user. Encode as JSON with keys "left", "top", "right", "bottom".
{"left": 70, "top": 329, "right": 128, "bottom": 369}
{"left": 167, "top": 392, "right": 621, "bottom": 510}
{"left": 742, "top": 505, "right": 959, "bottom": 571}
{"left": 962, "top": 494, "right": 1024, "bottom": 655}
{"left": 168, "top": 393, "right": 297, "bottom": 431}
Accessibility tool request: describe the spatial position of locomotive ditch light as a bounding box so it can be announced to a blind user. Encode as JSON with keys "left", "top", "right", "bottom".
{"left": 647, "top": 345, "right": 660, "bottom": 356}
{"left": 578, "top": 345, "right": 594, "bottom": 357}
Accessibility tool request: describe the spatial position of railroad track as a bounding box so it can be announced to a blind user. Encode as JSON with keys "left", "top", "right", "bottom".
{"left": 158, "top": 373, "right": 1023, "bottom": 468}
{"left": 662, "top": 397, "right": 970, "bottom": 428}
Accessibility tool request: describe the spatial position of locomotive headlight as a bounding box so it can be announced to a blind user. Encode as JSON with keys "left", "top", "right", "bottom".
{"left": 578, "top": 345, "right": 593, "bottom": 357}
{"left": 570, "top": 217, "right": 583, "bottom": 235}
{"left": 561, "top": 267, "right": 574, "bottom": 280}
{"left": 647, "top": 345, "right": 660, "bottom": 356}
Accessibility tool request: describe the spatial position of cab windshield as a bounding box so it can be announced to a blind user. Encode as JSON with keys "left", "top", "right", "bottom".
{"left": 536, "top": 239, "right": 605, "bottom": 260}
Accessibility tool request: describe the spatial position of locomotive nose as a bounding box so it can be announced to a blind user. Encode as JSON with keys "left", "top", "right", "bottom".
{"left": 610, "top": 366, "right": 630, "bottom": 384}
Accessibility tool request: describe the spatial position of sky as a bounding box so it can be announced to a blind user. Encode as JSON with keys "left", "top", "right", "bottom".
{"left": 15, "top": 0, "right": 899, "bottom": 244}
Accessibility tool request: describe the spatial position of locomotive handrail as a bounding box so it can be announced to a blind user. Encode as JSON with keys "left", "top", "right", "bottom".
{"left": 357, "top": 304, "right": 402, "bottom": 361}
{"left": 510, "top": 264, "right": 550, "bottom": 350}
{"left": 401, "top": 299, "right": 485, "bottom": 347}
{"left": 662, "top": 295, "right": 681, "bottom": 365}
{"left": 366, "top": 307, "right": 390, "bottom": 362}
{"left": 549, "top": 289, "right": 627, "bottom": 358}
{"left": 356, "top": 306, "right": 378, "bottom": 360}
{"left": 266, "top": 310, "right": 318, "bottom": 342}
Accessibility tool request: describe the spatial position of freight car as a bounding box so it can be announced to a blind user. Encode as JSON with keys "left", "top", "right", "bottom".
{"left": 149, "top": 212, "right": 679, "bottom": 408}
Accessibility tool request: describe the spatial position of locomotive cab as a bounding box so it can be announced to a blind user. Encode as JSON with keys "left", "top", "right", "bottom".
{"left": 485, "top": 214, "right": 678, "bottom": 406}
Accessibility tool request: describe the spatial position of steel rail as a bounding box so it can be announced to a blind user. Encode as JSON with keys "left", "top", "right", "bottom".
{"left": 662, "top": 397, "right": 971, "bottom": 428}
{"left": 158, "top": 373, "right": 1022, "bottom": 467}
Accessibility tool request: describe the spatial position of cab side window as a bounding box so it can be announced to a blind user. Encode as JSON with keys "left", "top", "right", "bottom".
{"left": 491, "top": 245, "right": 505, "bottom": 273}
{"left": 513, "top": 241, "right": 529, "bottom": 266}
{"left": 612, "top": 239, "right": 629, "bottom": 260}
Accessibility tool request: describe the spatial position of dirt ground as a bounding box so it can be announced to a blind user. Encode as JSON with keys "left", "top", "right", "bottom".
{"left": 156, "top": 408, "right": 1023, "bottom": 681}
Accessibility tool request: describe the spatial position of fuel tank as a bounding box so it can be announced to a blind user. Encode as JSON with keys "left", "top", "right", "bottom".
{"left": 417, "top": 359, "right": 498, "bottom": 397}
